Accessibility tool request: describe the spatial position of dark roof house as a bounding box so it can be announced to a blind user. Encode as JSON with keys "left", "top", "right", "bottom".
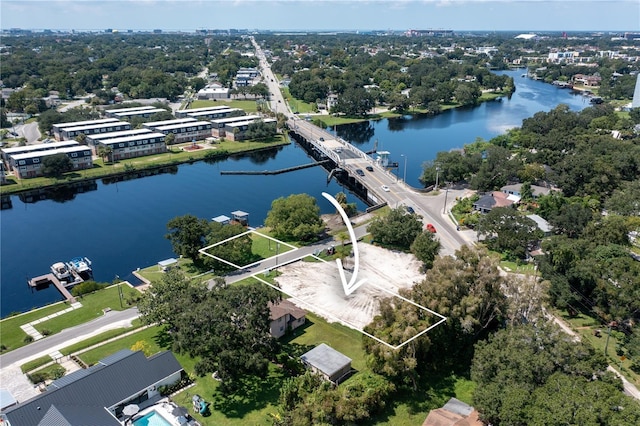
{"left": 0, "top": 350, "right": 184, "bottom": 426}
{"left": 472, "top": 191, "right": 517, "bottom": 214}
{"left": 268, "top": 299, "right": 307, "bottom": 338}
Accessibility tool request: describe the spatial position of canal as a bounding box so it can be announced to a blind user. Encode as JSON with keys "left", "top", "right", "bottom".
{"left": 0, "top": 69, "right": 589, "bottom": 317}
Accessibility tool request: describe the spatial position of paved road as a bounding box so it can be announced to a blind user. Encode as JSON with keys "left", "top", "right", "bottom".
{"left": 0, "top": 307, "right": 139, "bottom": 368}
{"left": 21, "top": 121, "right": 42, "bottom": 143}
{"left": 222, "top": 224, "right": 370, "bottom": 286}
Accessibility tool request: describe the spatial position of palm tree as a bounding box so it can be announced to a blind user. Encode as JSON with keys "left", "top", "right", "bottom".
{"left": 97, "top": 145, "right": 113, "bottom": 163}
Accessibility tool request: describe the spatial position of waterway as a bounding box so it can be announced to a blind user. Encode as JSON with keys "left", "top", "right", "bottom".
{"left": 0, "top": 69, "right": 589, "bottom": 317}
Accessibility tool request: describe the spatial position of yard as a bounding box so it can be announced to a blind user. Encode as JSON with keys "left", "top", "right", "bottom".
{"left": 0, "top": 284, "right": 140, "bottom": 353}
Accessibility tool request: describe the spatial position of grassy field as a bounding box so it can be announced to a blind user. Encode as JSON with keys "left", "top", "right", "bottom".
{"left": 136, "top": 257, "right": 215, "bottom": 286}
{"left": 32, "top": 285, "right": 140, "bottom": 335}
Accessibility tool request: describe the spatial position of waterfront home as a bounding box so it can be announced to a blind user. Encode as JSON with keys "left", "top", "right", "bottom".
{"left": 7, "top": 145, "right": 93, "bottom": 179}
{"left": 0, "top": 350, "right": 184, "bottom": 426}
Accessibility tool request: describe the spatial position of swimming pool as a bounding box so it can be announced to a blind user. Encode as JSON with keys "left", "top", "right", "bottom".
{"left": 132, "top": 410, "right": 173, "bottom": 426}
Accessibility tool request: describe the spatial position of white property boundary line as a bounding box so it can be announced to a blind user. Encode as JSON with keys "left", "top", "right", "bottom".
{"left": 252, "top": 255, "right": 447, "bottom": 350}
{"left": 199, "top": 229, "right": 298, "bottom": 270}
{"left": 198, "top": 228, "right": 447, "bottom": 350}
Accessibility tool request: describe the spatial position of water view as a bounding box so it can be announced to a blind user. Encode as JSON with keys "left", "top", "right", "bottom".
{"left": 0, "top": 69, "right": 589, "bottom": 316}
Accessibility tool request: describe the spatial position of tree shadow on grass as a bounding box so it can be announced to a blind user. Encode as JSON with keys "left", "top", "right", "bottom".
{"left": 153, "top": 327, "right": 174, "bottom": 350}
{"left": 209, "top": 367, "right": 286, "bottom": 418}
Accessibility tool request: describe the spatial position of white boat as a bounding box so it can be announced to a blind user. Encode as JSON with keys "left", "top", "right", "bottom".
{"left": 50, "top": 262, "right": 72, "bottom": 281}
{"left": 67, "top": 257, "right": 93, "bottom": 276}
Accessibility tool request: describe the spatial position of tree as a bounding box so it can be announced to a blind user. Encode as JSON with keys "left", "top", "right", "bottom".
{"left": 367, "top": 207, "right": 422, "bottom": 250}
{"left": 364, "top": 246, "right": 508, "bottom": 386}
{"left": 138, "top": 270, "right": 280, "bottom": 394}
{"left": 477, "top": 207, "right": 543, "bottom": 260}
{"left": 410, "top": 231, "right": 441, "bottom": 270}
{"left": 548, "top": 202, "right": 593, "bottom": 238}
{"left": 164, "top": 132, "right": 176, "bottom": 146}
{"left": 265, "top": 194, "right": 324, "bottom": 242}
{"left": 165, "top": 214, "right": 210, "bottom": 262}
{"left": 202, "top": 222, "right": 256, "bottom": 273}
{"left": 42, "top": 153, "right": 72, "bottom": 177}
{"left": 471, "top": 322, "right": 625, "bottom": 426}
{"left": 334, "top": 191, "right": 357, "bottom": 217}
{"left": 96, "top": 145, "right": 113, "bottom": 163}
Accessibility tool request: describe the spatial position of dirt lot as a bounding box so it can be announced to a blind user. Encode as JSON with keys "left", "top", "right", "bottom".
{"left": 274, "top": 243, "right": 424, "bottom": 330}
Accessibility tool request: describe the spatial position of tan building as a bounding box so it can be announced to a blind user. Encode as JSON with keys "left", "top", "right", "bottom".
{"left": 268, "top": 299, "right": 306, "bottom": 338}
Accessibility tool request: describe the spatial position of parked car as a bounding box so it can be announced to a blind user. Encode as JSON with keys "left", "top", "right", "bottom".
{"left": 366, "top": 166, "right": 374, "bottom": 172}
{"left": 426, "top": 223, "right": 437, "bottom": 233}
{"left": 355, "top": 169, "right": 365, "bottom": 176}
{"left": 319, "top": 137, "right": 325, "bottom": 142}
{"left": 406, "top": 206, "right": 415, "bottom": 214}
{"left": 381, "top": 185, "right": 390, "bottom": 192}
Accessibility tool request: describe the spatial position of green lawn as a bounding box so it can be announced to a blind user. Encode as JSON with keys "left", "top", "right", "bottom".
{"left": 0, "top": 285, "right": 139, "bottom": 352}
{"left": 250, "top": 232, "right": 295, "bottom": 262}
{"left": 1, "top": 303, "right": 71, "bottom": 352}
{"left": 136, "top": 257, "right": 215, "bottom": 285}
{"left": 32, "top": 285, "right": 140, "bottom": 335}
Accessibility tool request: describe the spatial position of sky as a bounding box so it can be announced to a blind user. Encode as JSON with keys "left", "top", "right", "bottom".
{"left": 1, "top": 0, "right": 639, "bottom": 33}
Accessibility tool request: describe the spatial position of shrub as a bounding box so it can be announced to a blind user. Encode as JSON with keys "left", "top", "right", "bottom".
{"left": 71, "top": 280, "right": 108, "bottom": 297}
{"left": 23, "top": 335, "right": 34, "bottom": 343}
{"left": 41, "top": 329, "right": 51, "bottom": 336}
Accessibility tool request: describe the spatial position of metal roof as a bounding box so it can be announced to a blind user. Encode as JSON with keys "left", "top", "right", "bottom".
{"left": 300, "top": 344, "right": 351, "bottom": 378}
{"left": 2, "top": 350, "right": 183, "bottom": 426}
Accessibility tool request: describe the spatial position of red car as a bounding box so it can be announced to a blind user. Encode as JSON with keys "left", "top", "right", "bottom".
{"left": 426, "top": 223, "right": 437, "bottom": 233}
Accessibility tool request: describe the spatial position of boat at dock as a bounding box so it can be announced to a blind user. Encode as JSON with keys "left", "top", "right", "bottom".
{"left": 67, "top": 256, "right": 93, "bottom": 279}
{"left": 50, "top": 262, "right": 72, "bottom": 282}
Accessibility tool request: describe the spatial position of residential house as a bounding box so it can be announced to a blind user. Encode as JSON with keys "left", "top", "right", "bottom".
{"left": 472, "top": 191, "right": 517, "bottom": 214}
{"left": 268, "top": 299, "right": 307, "bottom": 338}
{"left": 501, "top": 183, "right": 551, "bottom": 199}
{"left": 0, "top": 350, "right": 184, "bottom": 426}
{"left": 572, "top": 73, "right": 602, "bottom": 87}
{"left": 526, "top": 214, "right": 553, "bottom": 237}
{"left": 422, "top": 397, "right": 483, "bottom": 426}
{"left": 300, "top": 343, "right": 352, "bottom": 384}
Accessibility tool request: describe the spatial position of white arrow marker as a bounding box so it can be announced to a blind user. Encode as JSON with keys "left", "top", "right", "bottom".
{"left": 322, "top": 192, "right": 367, "bottom": 296}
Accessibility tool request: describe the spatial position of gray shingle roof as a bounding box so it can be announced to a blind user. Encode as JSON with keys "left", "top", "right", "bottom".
{"left": 2, "top": 350, "right": 182, "bottom": 426}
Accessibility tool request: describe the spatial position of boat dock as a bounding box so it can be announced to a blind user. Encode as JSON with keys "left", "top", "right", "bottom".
{"left": 28, "top": 273, "right": 81, "bottom": 304}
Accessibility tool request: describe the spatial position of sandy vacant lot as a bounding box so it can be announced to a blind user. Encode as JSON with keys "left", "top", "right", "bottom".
{"left": 274, "top": 243, "right": 424, "bottom": 330}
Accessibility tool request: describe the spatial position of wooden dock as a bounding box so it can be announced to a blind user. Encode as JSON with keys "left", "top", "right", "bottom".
{"left": 28, "top": 273, "right": 78, "bottom": 304}
{"left": 220, "top": 160, "right": 330, "bottom": 175}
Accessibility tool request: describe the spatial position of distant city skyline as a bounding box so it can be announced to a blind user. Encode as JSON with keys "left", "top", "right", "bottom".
{"left": 1, "top": 1, "right": 639, "bottom": 33}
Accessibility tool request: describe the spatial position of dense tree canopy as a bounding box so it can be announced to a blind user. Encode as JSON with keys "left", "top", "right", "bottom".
{"left": 42, "top": 153, "right": 73, "bottom": 177}
{"left": 138, "top": 269, "right": 280, "bottom": 394}
{"left": 471, "top": 322, "right": 640, "bottom": 425}
{"left": 265, "top": 194, "right": 325, "bottom": 242}
{"left": 367, "top": 207, "right": 423, "bottom": 250}
{"left": 165, "top": 214, "right": 210, "bottom": 262}
{"left": 364, "top": 245, "right": 508, "bottom": 388}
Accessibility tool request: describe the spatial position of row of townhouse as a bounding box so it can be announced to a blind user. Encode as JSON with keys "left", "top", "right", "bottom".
{"left": 143, "top": 117, "right": 213, "bottom": 144}
{"left": 93, "top": 132, "right": 167, "bottom": 161}
{"left": 52, "top": 118, "right": 124, "bottom": 141}
{"left": 3, "top": 142, "right": 93, "bottom": 179}
{"left": 175, "top": 106, "right": 243, "bottom": 121}
{"left": 103, "top": 105, "right": 168, "bottom": 120}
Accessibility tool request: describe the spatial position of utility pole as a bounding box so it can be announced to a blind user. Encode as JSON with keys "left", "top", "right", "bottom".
{"left": 434, "top": 163, "right": 441, "bottom": 190}
{"left": 401, "top": 154, "right": 407, "bottom": 183}
{"left": 443, "top": 184, "right": 449, "bottom": 214}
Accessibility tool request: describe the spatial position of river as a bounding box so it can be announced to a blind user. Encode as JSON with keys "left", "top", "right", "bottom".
{"left": 0, "top": 70, "right": 589, "bottom": 317}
